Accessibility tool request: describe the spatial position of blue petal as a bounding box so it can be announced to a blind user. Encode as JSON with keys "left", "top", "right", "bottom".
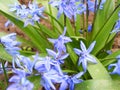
{"left": 87, "top": 41, "right": 96, "bottom": 53}
{"left": 80, "top": 41, "right": 87, "bottom": 52}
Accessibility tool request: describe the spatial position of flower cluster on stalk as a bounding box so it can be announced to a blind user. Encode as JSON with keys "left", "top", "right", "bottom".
{"left": 49, "top": 0, "right": 106, "bottom": 20}
{"left": 0, "top": 28, "right": 85, "bottom": 90}
{"left": 0, "top": 0, "right": 110, "bottom": 89}
{"left": 34, "top": 28, "right": 84, "bottom": 90}
{"left": 9, "top": 1, "right": 45, "bottom": 27}
{"left": 0, "top": 24, "right": 99, "bottom": 89}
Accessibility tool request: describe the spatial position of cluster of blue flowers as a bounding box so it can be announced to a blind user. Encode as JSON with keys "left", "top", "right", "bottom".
{"left": 9, "top": 1, "right": 45, "bottom": 27}
{"left": 3, "top": 0, "right": 120, "bottom": 90}
{"left": 0, "top": 26, "right": 98, "bottom": 90}
{"left": 0, "top": 33, "right": 34, "bottom": 90}
{"left": 49, "top": 0, "right": 106, "bottom": 20}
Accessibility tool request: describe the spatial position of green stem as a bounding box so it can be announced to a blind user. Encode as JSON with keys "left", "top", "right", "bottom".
{"left": 48, "top": 0, "right": 55, "bottom": 30}
{"left": 86, "top": 0, "right": 89, "bottom": 45}
{"left": 73, "top": 16, "right": 77, "bottom": 35}
{"left": 64, "top": 14, "right": 66, "bottom": 27}
{"left": 1, "top": 59, "right": 8, "bottom": 86}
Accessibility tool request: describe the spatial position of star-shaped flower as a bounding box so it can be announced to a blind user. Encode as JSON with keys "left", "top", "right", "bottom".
{"left": 0, "top": 33, "right": 21, "bottom": 56}
{"left": 7, "top": 69, "right": 34, "bottom": 90}
{"left": 46, "top": 48, "right": 69, "bottom": 64}
{"left": 48, "top": 27, "right": 72, "bottom": 53}
{"left": 49, "top": 0, "right": 86, "bottom": 19}
{"left": 74, "top": 41, "right": 97, "bottom": 72}
{"left": 59, "top": 71, "right": 84, "bottom": 90}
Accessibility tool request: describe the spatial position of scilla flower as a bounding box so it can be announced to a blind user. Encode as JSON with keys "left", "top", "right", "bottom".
{"left": 49, "top": 0, "right": 86, "bottom": 19}
{"left": 0, "top": 62, "right": 10, "bottom": 74}
{"left": 48, "top": 27, "right": 72, "bottom": 53}
{"left": 34, "top": 56, "right": 63, "bottom": 75}
{"left": 5, "top": 20, "right": 14, "bottom": 27}
{"left": 108, "top": 55, "right": 120, "bottom": 75}
{"left": 7, "top": 69, "right": 34, "bottom": 90}
{"left": 74, "top": 41, "right": 97, "bottom": 72}
{"left": 9, "top": 1, "right": 45, "bottom": 27}
{"left": 12, "top": 54, "right": 38, "bottom": 75}
{"left": 46, "top": 49, "right": 69, "bottom": 64}
{"left": 0, "top": 33, "right": 21, "bottom": 56}
{"left": 59, "top": 72, "right": 84, "bottom": 90}
{"left": 111, "top": 12, "right": 120, "bottom": 33}
{"left": 99, "top": 0, "right": 106, "bottom": 9}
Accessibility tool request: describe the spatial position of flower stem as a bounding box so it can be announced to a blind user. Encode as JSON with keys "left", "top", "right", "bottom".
{"left": 1, "top": 59, "right": 8, "bottom": 86}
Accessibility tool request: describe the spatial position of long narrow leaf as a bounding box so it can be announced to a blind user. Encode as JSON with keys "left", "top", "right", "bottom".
{"left": 91, "top": 5, "right": 120, "bottom": 55}
{"left": 89, "top": 1, "right": 115, "bottom": 41}
{"left": 88, "top": 57, "right": 111, "bottom": 79}
{"left": 75, "top": 79, "right": 120, "bottom": 90}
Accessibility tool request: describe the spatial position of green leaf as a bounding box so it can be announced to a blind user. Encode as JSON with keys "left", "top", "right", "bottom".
{"left": 62, "top": 69, "right": 77, "bottom": 73}
{"left": 19, "top": 50, "right": 35, "bottom": 56}
{"left": 37, "top": 24, "right": 59, "bottom": 38}
{"left": 91, "top": 5, "right": 120, "bottom": 55}
{"left": 75, "top": 15, "right": 81, "bottom": 36}
{"left": 66, "top": 44, "right": 78, "bottom": 65}
{"left": 28, "top": 75, "right": 42, "bottom": 90}
{"left": 116, "top": 0, "right": 120, "bottom": 6}
{"left": 66, "top": 18, "right": 75, "bottom": 36}
{"left": 40, "top": 0, "right": 63, "bottom": 34}
{"left": 89, "top": 0, "right": 115, "bottom": 41}
{"left": 75, "top": 79, "right": 120, "bottom": 90}
{"left": 102, "top": 50, "right": 120, "bottom": 66}
{"left": 88, "top": 57, "right": 111, "bottom": 79}
{"left": 0, "top": 45, "right": 12, "bottom": 62}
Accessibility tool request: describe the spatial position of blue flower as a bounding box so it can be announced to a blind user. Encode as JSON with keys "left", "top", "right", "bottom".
{"left": 111, "top": 19, "right": 120, "bottom": 33}
{"left": 87, "top": 0, "right": 95, "bottom": 12}
{"left": 46, "top": 49, "right": 69, "bottom": 64}
{"left": 0, "top": 62, "right": 10, "bottom": 74}
{"left": 9, "top": 2, "right": 23, "bottom": 16}
{"left": 71, "top": 2, "right": 86, "bottom": 20}
{"left": 49, "top": 0, "right": 72, "bottom": 19}
{"left": 34, "top": 56, "right": 63, "bottom": 75}
{"left": 12, "top": 54, "right": 38, "bottom": 74}
{"left": 108, "top": 55, "right": 120, "bottom": 75}
{"left": 59, "top": 72, "right": 84, "bottom": 90}
{"left": 7, "top": 69, "right": 34, "bottom": 90}
{"left": 34, "top": 56, "right": 52, "bottom": 73}
{"left": 111, "top": 12, "right": 120, "bottom": 33}
{"left": 5, "top": 20, "right": 14, "bottom": 27}
{"left": 41, "top": 69, "right": 84, "bottom": 90}
{"left": 23, "top": 2, "right": 45, "bottom": 27}
{"left": 106, "top": 50, "right": 112, "bottom": 55}
{"left": 41, "top": 69, "right": 63, "bottom": 90}
{"left": 99, "top": 0, "right": 106, "bottom": 9}
{"left": 74, "top": 41, "right": 97, "bottom": 71}
{"left": 88, "top": 24, "right": 92, "bottom": 32}
{"left": 9, "top": 1, "right": 45, "bottom": 27}
{"left": 49, "top": 0, "right": 86, "bottom": 19}
{"left": 48, "top": 27, "right": 72, "bottom": 53}
{"left": 0, "top": 33, "right": 21, "bottom": 56}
